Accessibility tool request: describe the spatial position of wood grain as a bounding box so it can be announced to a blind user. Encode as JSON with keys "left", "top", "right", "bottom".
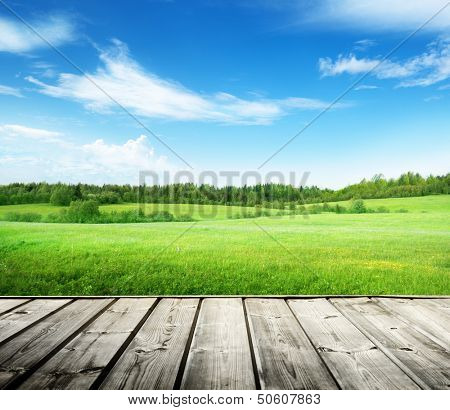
{"left": 181, "top": 298, "right": 256, "bottom": 390}
{"left": 101, "top": 298, "right": 199, "bottom": 390}
{"left": 0, "top": 299, "right": 70, "bottom": 344}
{"left": 375, "top": 298, "right": 449, "bottom": 350}
{"left": 289, "top": 298, "right": 419, "bottom": 389}
{"left": 0, "top": 299, "right": 30, "bottom": 316}
{"left": 246, "top": 298, "right": 337, "bottom": 389}
{"left": 0, "top": 298, "right": 112, "bottom": 388}
{"left": 18, "top": 298, "right": 156, "bottom": 390}
{"left": 331, "top": 297, "right": 450, "bottom": 390}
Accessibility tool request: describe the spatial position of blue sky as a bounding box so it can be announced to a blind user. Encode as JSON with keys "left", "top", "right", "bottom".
{"left": 0, "top": 0, "right": 449, "bottom": 188}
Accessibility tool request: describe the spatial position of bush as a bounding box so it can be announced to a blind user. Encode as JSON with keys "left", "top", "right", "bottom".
{"left": 349, "top": 199, "right": 367, "bottom": 213}
{"left": 50, "top": 186, "right": 74, "bottom": 206}
{"left": 395, "top": 208, "right": 409, "bottom": 213}
{"left": 297, "top": 205, "right": 307, "bottom": 214}
{"left": 309, "top": 204, "right": 322, "bottom": 214}
{"left": 376, "top": 206, "right": 390, "bottom": 213}
{"left": 65, "top": 200, "right": 100, "bottom": 223}
{"left": 4, "top": 212, "right": 42, "bottom": 222}
{"left": 334, "top": 204, "right": 347, "bottom": 214}
{"left": 148, "top": 211, "right": 175, "bottom": 222}
{"left": 176, "top": 214, "right": 195, "bottom": 222}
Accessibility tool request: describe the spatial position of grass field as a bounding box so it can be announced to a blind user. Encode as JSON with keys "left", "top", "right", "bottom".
{"left": 0, "top": 202, "right": 282, "bottom": 220}
{"left": 0, "top": 195, "right": 449, "bottom": 296}
{"left": 0, "top": 194, "right": 448, "bottom": 221}
{"left": 326, "top": 195, "right": 450, "bottom": 213}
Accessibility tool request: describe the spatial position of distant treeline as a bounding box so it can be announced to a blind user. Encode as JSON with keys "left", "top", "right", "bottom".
{"left": 0, "top": 172, "right": 448, "bottom": 207}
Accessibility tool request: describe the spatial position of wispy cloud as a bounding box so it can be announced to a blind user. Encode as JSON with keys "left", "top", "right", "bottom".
{"left": 353, "top": 39, "right": 377, "bottom": 51}
{"left": 0, "top": 84, "right": 23, "bottom": 97}
{"left": 31, "top": 61, "right": 57, "bottom": 78}
{"left": 354, "top": 84, "right": 379, "bottom": 90}
{"left": 0, "top": 124, "right": 62, "bottom": 141}
{"left": 423, "top": 95, "right": 442, "bottom": 102}
{"left": 306, "top": 0, "right": 450, "bottom": 32}
{"left": 0, "top": 123, "right": 171, "bottom": 184}
{"left": 319, "top": 38, "right": 450, "bottom": 87}
{"left": 0, "top": 14, "right": 76, "bottom": 53}
{"left": 25, "top": 39, "right": 345, "bottom": 125}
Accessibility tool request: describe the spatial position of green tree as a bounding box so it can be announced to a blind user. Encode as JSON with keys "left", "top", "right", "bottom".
{"left": 50, "top": 185, "right": 74, "bottom": 206}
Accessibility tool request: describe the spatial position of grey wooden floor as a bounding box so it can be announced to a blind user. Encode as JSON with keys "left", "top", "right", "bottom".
{"left": 0, "top": 297, "right": 448, "bottom": 390}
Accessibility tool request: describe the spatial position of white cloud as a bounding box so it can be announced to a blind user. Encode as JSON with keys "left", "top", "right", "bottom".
{"left": 31, "top": 61, "right": 57, "bottom": 78}
{"left": 353, "top": 39, "right": 377, "bottom": 51}
{"left": 308, "top": 0, "right": 450, "bottom": 32}
{"left": 0, "top": 14, "right": 75, "bottom": 53}
{"left": 0, "top": 124, "right": 62, "bottom": 142}
{"left": 424, "top": 95, "right": 442, "bottom": 102}
{"left": 0, "top": 84, "right": 23, "bottom": 97}
{"left": 354, "top": 84, "right": 379, "bottom": 90}
{"left": 0, "top": 124, "right": 171, "bottom": 184}
{"left": 319, "top": 55, "right": 379, "bottom": 76}
{"left": 319, "top": 38, "right": 450, "bottom": 87}
{"left": 25, "top": 39, "right": 342, "bottom": 125}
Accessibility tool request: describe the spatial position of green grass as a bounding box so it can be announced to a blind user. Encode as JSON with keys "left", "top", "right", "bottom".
{"left": 0, "top": 195, "right": 449, "bottom": 296}
{"left": 0, "top": 202, "right": 281, "bottom": 220}
{"left": 326, "top": 195, "right": 450, "bottom": 213}
{"left": 0, "top": 195, "right": 448, "bottom": 221}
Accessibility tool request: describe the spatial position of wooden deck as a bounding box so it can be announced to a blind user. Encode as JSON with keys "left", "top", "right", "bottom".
{"left": 0, "top": 297, "right": 448, "bottom": 390}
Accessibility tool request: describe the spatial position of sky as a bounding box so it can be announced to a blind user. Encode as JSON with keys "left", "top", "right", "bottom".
{"left": 0, "top": 0, "right": 449, "bottom": 188}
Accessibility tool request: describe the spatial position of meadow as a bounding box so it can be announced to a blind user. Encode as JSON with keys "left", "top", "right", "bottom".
{"left": 0, "top": 202, "right": 283, "bottom": 220}
{"left": 0, "top": 195, "right": 448, "bottom": 296}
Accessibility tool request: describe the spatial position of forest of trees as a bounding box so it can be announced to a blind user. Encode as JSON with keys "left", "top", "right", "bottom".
{"left": 0, "top": 172, "right": 448, "bottom": 208}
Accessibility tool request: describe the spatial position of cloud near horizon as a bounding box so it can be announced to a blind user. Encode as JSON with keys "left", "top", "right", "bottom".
{"left": 25, "top": 39, "right": 345, "bottom": 125}
{"left": 0, "top": 123, "right": 171, "bottom": 184}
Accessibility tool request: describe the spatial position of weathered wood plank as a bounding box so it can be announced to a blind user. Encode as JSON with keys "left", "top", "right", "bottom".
{"left": 246, "top": 298, "right": 337, "bottom": 389}
{"left": 100, "top": 298, "right": 199, "bottom": 390}
{"left": 289, "top": 299, "right": 419, "bottom": 390}
{"left": 0, "top": 299, "right": 30, "bottom": 316}
{"left": 0, "top": 298, "right": 112, "bottom": 388}
{"left": 331, "top": 297, "right": 450, "bottom": 390}
{"left": 181, "top": 298, "right": 255, "bottom": 390}
{"left": 417, "top": 299, "right": 450, "bottom": 316}
{"left": 0, "top": 299, "right": 70, "bottom": 344}
{"left": 18, "top": 298, "right": 156, "bottom": 390}
{"left": 375, "top": 298, "right": 450, "bottom": 350}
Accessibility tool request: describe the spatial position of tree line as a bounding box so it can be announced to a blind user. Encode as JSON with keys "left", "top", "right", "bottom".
{"left": 0, "top": 172, "right": 448, "bottom": 208}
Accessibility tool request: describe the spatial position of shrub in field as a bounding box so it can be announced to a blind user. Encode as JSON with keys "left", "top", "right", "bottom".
{"left": 65, "top": 200, "right": 100, "bottom": 223}
{"left": 50, "top": 186, "right": 74, "bottom": 206}
{"left": 322, "top": 202, "right": 331, "bottom": 212}
{"left": 376, "top": 206, "right": 390, "bottom": 213}
{"left": 44, "top": 213, "right": 62, "bottom": 223}
{"left": 99, "top": 210, "right": 145, "bottom": 223}
{"left": 148, "top": 211, "right": 175, "bottom": 222}
{"left": 297, "top": 205, "right": 307, "bottom": 214}
{"left": 349, "top": 199, "right": 367, "bottom": 213}
{"left": 334, "top": 204, "right": 347, "bottom": 214}
{"left": 309, "top": 204, "right": 323, "bottom": 214}
{"left": 254, "top": 207, "right": 273, "bottom": 217}
{"left": 176, "top": 214, "right": 195, "bottom": 222}
{"left": 4, "top": 212, "right": 42, "bottom": 222}
{"left": 395, "top": 208, "right": 409, "bottom": 213}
